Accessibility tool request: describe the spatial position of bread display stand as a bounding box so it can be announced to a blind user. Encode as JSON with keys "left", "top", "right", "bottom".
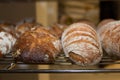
{"left": 1, "top": 53, "right": 120, "bottom": 73}
{"left": 1, "top": 1, "right": 120, "bottom": 80}
{"left": 0, "top": 0, "right": 120, "bottom": 74}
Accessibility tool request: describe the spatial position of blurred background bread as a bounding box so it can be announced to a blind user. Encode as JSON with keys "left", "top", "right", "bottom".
{"left": 49, "top": 24, "right": 68, "bottom": 38}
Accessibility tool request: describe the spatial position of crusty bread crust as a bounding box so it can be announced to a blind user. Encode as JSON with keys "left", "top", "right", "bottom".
{"left": 97, "top": 21, "right": 120, "bottom": 59}
{"left": 62, "top": 23, "right": 102, "bottom": 66}
{"left": 13, "top": 27, "right": 61, "bottom": 63}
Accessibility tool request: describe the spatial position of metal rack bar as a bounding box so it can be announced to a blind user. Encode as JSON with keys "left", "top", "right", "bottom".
{"left": 1, "top": 54, "right": 120, "bottom": 73}
{"left": 1, "top": 69, "right": 120, "bottom": 73}
{"left": 1, "top": 62, "right": 120, "bottom": 65}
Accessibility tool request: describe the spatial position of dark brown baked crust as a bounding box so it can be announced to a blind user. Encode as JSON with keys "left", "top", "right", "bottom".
{"left": 13, "top": 27, "right": 61, "bottom": 63}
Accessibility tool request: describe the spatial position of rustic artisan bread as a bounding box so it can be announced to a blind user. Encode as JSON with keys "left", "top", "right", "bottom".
{"left": 15, "top": 22, "right": 41, "bottom": 37}
{"left": 97, "top": 19, "right": 115, "bottom": 30}
{"left": 61, "top": 22, "right": 102, "bottom": 66}
{"left": 0, "top": 23, "right": 17, "bottom": 37}
{"left": 97, "top": 20, "right": 120, "bottom": 59}
{"left": 13, "top": 27, "right": 61, "bottom": 63}
{"left": 0, "top": 31, "right": 16, "bottom": 57}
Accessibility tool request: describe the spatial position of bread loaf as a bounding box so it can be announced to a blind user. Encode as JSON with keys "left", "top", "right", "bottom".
{"left": 49, "top": 24, "right": 67, "bottom": 38}
{"left": 97, "top": 19, "right": 115, "bottom": 30}
{"left": 13, "top": 27, "right": 61, "bottom": 63}
{"left": 0, "top": 23, "right": 15, "bottom": 32}
{"left": 15, "top": 22, "right": 41, "bottom": 37}
{"left": 0, "top": 23, "right": 17, "bottom": 38}
{"left": 62, "top": 23, "right": 102, "bottom": 66}
{"left": 75, "top": 19, "right": 96, "bottom": 29}
{"left": 0, "top": 31, "right": 16, "bottom": 57}
{"left": 97, "top": 20, "right": 120, "bottom": 59}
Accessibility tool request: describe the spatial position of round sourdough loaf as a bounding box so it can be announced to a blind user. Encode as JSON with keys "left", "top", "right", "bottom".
{"left": 13, "top": 27, "right": 61, "bottom": 63}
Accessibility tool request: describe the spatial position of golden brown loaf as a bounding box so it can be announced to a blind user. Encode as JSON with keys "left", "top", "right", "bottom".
{"left": 62, "top": 23, "right": 102, "bottom": 66}
{"left": 97, "top": 20, "right": 120, "bottom": 59}
{"left": 13, "top": 27, "right": 61, "bottom": 63}
{"left": 15, "top": 22, "right": 41, "bottom": 37}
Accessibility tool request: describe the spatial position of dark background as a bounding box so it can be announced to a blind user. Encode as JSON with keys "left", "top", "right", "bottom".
{"left": 100, "top": 0, "right": 119, "bottom": 20}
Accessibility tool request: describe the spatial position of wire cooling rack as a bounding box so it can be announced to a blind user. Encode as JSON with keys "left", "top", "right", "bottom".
{"left": 1, "top": 53, "right": 120, "bottom": 73}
